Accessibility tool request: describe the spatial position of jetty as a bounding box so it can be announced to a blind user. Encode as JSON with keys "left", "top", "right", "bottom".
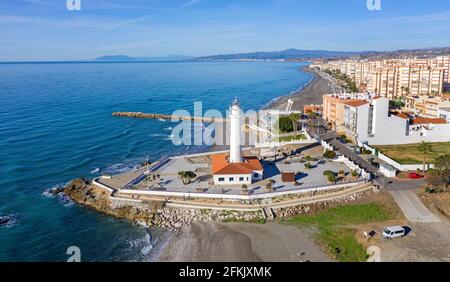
{"left": 112, "top": 112, "right": 225, "bottom": 123}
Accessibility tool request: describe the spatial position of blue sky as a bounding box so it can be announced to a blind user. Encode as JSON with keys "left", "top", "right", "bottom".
{"left": 1, "top": 0, "right": 450, "bottom": 61}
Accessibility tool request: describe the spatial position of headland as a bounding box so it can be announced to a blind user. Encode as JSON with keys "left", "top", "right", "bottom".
{"left": 59, "top": 66, "right": 372, "bottom": 262}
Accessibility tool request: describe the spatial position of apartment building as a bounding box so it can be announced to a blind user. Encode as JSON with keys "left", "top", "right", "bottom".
{"left": 404, "top": 95, "right": 450, "bottom": 118}
{"left": 439, "top": 108, "right": 450, "bottom": 123}
{"left": 342, "top": 97, "right": 450, "bottom": 145}
{"left": 313, "top": 56, "right": 449, "bottom": 98}
{"left": 322, "top": 93, "right": 373, "bottom": 133}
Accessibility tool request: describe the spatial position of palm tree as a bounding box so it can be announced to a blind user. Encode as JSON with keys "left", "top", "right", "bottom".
{"left": 434, "top": 155, "right": 450, "bottom": 191}
{"left": 417, "top": 142, "right": 434, "bottom": 172}
{"left": 288, "top": 113, "right": 301, "bottom": 132}
{"left": 178, "top": 171, "right": 197, "bottom": 185}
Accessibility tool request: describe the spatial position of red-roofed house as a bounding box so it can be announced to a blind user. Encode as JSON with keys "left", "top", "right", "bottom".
{"left": 212, "top": 154, "right": 263, "bottom": 185}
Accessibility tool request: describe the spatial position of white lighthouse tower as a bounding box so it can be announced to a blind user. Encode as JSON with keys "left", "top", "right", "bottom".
{"left": 229, "top": 98, "right": 242, "bottom": 163}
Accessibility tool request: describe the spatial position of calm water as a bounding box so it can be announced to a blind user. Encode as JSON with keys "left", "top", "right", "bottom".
{"left": 0, "top": 61, "right": 311, "bottom": 261}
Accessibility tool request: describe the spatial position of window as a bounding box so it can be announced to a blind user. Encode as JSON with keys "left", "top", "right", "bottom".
{"left": 218, "top": 178, "right": 225, "bottom": 182}
{"left": 254, "top": 173, "right": 259, "bottom": 178}
{"left": 229, "top": 177, "right": 234, "bottom": 182}
{"left": 239, "top": 177, "right": 244, "bottom": 181}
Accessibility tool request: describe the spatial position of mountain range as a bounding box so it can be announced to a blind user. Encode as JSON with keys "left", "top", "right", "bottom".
{"left": 94, "top": 46, "right": 450, "bottom": 62}
{"left": 194, "top": 48, "right": 372, "bottom": 61}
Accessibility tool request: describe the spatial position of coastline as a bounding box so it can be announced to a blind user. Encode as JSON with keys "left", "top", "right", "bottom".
{"left": 60, "top": 64, "right": 337, "bottom": 262}
{"left": 264, "top": 66, "right": 334, "bottom": 112}
{"left": 156, "top": 66, "right": 337, "bottom": 262}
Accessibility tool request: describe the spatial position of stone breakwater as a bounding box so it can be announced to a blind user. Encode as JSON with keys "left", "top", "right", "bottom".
{"left": 61, "top": 179, "right": 262, "bottom": 230}
{"left": 112, "top": 112, "right": 225, "bottom": 123}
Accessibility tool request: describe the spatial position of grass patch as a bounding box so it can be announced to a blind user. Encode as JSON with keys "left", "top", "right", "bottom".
{"left": 373, "top": 142, "right": 450, "bottom": 165}
{"left": 282, "top": 203, "right": 392, "bottom": 227}
{"left": 318, "top": 228, "right": 367, "bottom": 262}
{"left": 222, "top": 217, "right": 267, "bottom": 224}
{"left": 274, "top": 134, "right": 307, "bottom": 142}
{"left": 281, "top": 203, "right": 393, "bottom": 262}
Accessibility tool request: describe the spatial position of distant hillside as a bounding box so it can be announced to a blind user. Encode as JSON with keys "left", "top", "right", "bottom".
{"left": 194, "top": 49, "right": 372, "bottom": 61}
{"left": 93, "top": 46, "right": 450, "bottom": 63}
{"left": 94, "top": 55, "right": 194, "bottom": 62}
{"left": 359, "top": 46, "right": 450, "bottom": 60}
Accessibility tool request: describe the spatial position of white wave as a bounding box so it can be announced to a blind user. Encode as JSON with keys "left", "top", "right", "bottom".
{"left": 149, "top": 133, "right": 168, "bottom": 137}
{"left": 41, "top": 182, "right": 67, "bottom": 198}
{"left": 141, "top": 245, "right": 153, "bottom": 256}
{"left": 165, "top": 134, "right": 175, "bottom": 140}
{"left": 0, "top": 213, "right": 19, "bottom": 228}
{"left": 91, "top": 168, "right": 100, "bottom": 174}
{"left": 103, "top": 158, "right": 147, "bottom": 175}
{"left": 158, "top": 118, "right": 166, "bottom": 122}
{"left": 42, "top": 182, "right": 74, "bottom": 207}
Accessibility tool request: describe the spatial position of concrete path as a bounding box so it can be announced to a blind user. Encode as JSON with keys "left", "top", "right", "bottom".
{"left": 389, "top": 189, "right": 441, "bottom": 223}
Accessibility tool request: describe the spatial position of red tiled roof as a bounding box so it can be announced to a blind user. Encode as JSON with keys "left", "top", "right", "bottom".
{"left": 211, "top": 154, "right": 263, "bottom": 175}
{"left": 394, "top": 113, "right": 410, "bottom": 120}
{"left": 412, "top": 117, "right": 447, "bottom": 125}
{"left": 342, "top": 100, "right": 369, "bottom": 107}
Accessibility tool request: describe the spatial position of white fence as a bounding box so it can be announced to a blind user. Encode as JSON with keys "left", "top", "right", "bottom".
{"left": 360, "top": 143, "right": 433, "bottom": 171}
{"left": 118, "top": 181, "right": 365, "bottom": 201}
{"left": 321, "top": 140, "right": 334, "bottom": 151}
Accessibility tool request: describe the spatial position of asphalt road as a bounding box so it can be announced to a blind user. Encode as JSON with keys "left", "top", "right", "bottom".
{"left": 389, "top": 189, "right": 441, "bottom": 223}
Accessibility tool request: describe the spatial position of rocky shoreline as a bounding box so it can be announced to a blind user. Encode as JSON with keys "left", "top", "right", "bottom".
{"left": 60, "top": 178, "right": 375, "bottom": 231}
{"left": 59, "top": 179, "right": 264, "bottom": 231}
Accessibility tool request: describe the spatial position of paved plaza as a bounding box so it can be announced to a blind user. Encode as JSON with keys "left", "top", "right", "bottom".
{"left": 127, "top": 152, "right": 361, "bottom": 196}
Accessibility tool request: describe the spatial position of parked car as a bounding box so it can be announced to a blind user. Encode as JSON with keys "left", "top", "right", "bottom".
{"left": 383, "top": 226, "right": 406, "bottom": 239}
{"left": 408, "top": 172, "right": 424, "bottom": 179}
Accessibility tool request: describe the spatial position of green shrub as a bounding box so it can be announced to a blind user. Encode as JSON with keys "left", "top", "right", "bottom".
{"left": 304, "top": 162, "right": 313, "bottom": 169}
{"left": 323, "top": 150, "right": 337, "bottom": 159}
{"left": 304, "top": 155, "right": 313, "bottom": 162}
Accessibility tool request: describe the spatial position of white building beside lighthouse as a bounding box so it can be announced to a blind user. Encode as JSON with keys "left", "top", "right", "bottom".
{"left": 212, "top": 99, "right": 264, "bottom": 186}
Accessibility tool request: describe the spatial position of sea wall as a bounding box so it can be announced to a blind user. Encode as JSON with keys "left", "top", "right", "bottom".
{"left": 63, "top": 178, "right": 376, "bottom": 230}
{"left": 62, "top": 179, "right": 263, "bottom": 230}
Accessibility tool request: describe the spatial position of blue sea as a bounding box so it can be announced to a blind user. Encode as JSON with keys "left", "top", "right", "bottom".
{"left": 0, "top": 61, "right": 311, "bottom": 261}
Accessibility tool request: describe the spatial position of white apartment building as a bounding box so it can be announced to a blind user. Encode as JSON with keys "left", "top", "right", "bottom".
{"left": 343, "top": 97, "right": 450, "bottom": 145}
{"left": 313, "top": 56, "right": 449, "bottom": 98}
{"left": 439, "top": 108, "right": 450, "bottom": 123}
{"left": 404, "top": 95, "right": 450, "bottom": 118}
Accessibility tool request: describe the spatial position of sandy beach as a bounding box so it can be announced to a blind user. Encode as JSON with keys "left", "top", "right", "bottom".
{"left": 267, "top": 66, "right": 335, "bottom": 111}
{"left": 157, "top": 222, "right": 332, "bottom": 262}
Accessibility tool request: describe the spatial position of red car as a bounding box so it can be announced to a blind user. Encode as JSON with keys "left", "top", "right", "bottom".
{"left": 408, "top": 172, "right": 424, "bottom": 179}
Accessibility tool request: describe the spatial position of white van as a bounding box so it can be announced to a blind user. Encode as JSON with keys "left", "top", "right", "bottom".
{"left": 383, "top": 226, "right": 406, "bottom": 239}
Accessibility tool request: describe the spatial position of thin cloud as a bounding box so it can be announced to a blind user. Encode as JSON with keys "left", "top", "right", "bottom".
{"left": 180, "top": 0, "right": 203, "bottom": 8}
{"left": 89, "top": 15, "right": 150, "bottom": 36}
{"left": 16, "top": 0, "right": 53, "bottom": 6}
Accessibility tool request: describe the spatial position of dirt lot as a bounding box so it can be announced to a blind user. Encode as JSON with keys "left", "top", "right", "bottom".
{"left": 419, "top": 191, "right": 450, "bottom": 219}
{"left": 354, "top": 190, "right": 450, "bottom": 262}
